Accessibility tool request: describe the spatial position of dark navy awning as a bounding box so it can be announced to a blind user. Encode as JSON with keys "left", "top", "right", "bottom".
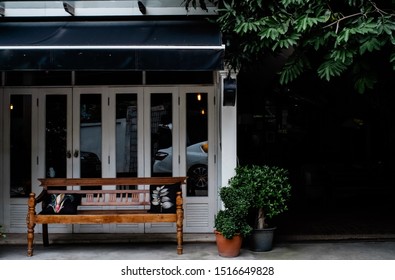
{"left": 0, "top": 20, "right": 224, "bottom": 71}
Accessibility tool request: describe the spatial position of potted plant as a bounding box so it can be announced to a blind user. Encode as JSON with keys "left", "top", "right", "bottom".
{"left": 228, "top": 165, "right": 292, "bottom": 251}
{"left": 214, "top": 183, "right": 253, "bottom": 257}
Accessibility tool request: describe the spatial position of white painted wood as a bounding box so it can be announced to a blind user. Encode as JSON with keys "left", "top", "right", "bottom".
{"left": 218, "top": 70, "right": 238, "bottom": 211}
{"left": 179, "top": 86, "right": 216, "bottom": 233}
{"left": 2, "top": 84, "right": 222, "bottom": 234}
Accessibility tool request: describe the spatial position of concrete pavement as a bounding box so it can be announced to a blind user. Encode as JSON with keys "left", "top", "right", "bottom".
{"left": 1, "top": 233, "right": 395, "bottom": 260}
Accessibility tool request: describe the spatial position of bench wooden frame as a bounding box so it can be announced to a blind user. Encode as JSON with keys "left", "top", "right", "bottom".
{"left": 26, "top": 177, "right": 186, "bottom": 257}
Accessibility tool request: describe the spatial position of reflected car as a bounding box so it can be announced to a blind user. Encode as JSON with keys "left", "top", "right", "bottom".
{"left": 153, "top": 141, "right": 208, "bottom": 190}
{"left": 80, "top": 151, "right": 102, "bottom": 178}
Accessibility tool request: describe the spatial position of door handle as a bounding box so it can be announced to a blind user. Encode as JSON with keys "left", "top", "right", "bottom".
{"left": 74, "top": 150, "right": 79, "bottom": 158}
{"left": 66, "top": 150, "right": 72, "bottom": 158}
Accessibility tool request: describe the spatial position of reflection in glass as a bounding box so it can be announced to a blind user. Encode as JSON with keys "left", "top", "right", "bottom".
{"left": 10, "top": 95, "right": 32, "bottom": 197}
{"left": 46, "top": 95, "right": 67, "bottom": 178}
{"left": 116, "top": 94, "right": 138, "bottom": 178}
{"left": 151, "top": 94, "right": 172, "bottom": 177}
{"left": 186, "top": 93, "right": 208, "bottom": 197}
{"left": 80, "top": 94, "right": 102, "bottom": 178}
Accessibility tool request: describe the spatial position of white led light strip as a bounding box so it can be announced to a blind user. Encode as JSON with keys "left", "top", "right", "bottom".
{"left": 0, "top": 45, "right": 226, "bottom": 50}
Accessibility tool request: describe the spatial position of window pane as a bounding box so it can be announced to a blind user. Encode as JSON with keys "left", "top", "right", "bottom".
{"left": 6, "top": 71, "right": 71, "bottom": 86}
{"left": 116, "top": 94, "right": 138, "bottom": 178}
{"left": 186, "top": 92, "right": 208, "bottom": 196}
{"left": 80, "top": 94, "right": 102, "bottom": 178}
{"left": 75, "top": 71, "right": 142, "bottom": 85}
{"left": 46, "top": 95, "right": 67, "bottom": 178}
{"left": 151, "top": 94, "right": 172, "bottom": 177}
{"left": 146, "top": 71, "right": 213, "bottom": 85}
{"left": 10, "top": 95, "right": 32, "bottom": 197}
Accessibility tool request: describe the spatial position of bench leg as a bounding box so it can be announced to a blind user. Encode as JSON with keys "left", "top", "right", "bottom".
{"left": 176, "top": 191, "right": 183, "bottom": 255}
{"left": 27, "top": 193, "right": 36, "bottom": 257}
{"left": 176, "top": 225, "right": 183, "bottom": 255}
{"left": 27, "top": 223, "right": 35, "bottom": 257}
{"left": 42, "top": 224, "right": 49, "bottom": 247}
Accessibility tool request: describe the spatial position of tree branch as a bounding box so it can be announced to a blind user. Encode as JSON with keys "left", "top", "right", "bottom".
{"left": 323, "top": 1, "right": 395, "bottom": 33}
{"left": 323, "top": 12, "right": 364, "bottom": 31}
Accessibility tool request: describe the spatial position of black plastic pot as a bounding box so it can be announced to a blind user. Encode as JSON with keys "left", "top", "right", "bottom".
{"left": 248, "top": 227, "right": 276, "bottom": 252}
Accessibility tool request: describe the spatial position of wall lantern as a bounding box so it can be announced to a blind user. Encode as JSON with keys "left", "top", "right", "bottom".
{"left": 63, "top": 2, "right": 75, "bottom": 16}
{"left": 223, "top": 77, "right": 237, "bottom": 106}
{"left": 138, "top": 1, "right": 147, "bottom": 14}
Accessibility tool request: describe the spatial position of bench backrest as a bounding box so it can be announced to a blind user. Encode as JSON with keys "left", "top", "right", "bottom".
{"left": 38, "top": 177, "right": 186, "bottom": 207}
{"left": 39, "top": 177, "right": 187, "bottom": 187}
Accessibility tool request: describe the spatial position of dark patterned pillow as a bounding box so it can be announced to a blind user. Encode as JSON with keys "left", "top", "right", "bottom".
{"left": 40, "top": 194, "right": 81, "bottom": 215}
{"left": 149, "top": 183, "right": 180, "bottom": 213}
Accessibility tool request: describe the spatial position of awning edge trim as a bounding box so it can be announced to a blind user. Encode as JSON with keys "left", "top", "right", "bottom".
{"left": 0, "top": 45, "right": 226, "bottom": 50}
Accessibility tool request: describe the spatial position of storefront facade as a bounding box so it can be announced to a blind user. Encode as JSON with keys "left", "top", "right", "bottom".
{"left": 0, "top": 1, "right": 237, "bottom": 235}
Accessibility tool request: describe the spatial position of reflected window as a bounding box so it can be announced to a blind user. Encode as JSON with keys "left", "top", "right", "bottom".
{"left": 80, "top": 94, "right": 102, "bottom": 179}
{"left": 116, "top": 94, "right": 138, "bottom": 180}
{"left": 10, "top": 95, "right": 32, "bottom": 197}
{"left": 46, "top": 95, "right": 67, "bottom": 178}
{"left": 186, "top": 93, "right": 208, "bottom": 196}
{"left": 151, "top": 94, "right": 172, "bottom": 177}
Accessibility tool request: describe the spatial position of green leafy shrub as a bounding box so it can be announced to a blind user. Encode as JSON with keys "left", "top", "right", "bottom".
{"left": 214, "top": 209, "right": 252, "bottom": 239}
{"left": 214, "top": 182, "right": 253, "bottom": 239}
{"left": 228, "top": 165, "right": 292, "bottom": 229}
{"left": 215, "top": 164, "right": 292, "bottom": 238}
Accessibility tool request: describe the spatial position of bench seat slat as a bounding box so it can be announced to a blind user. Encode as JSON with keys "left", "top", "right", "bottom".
{"left": 36, "top": 211, "right": 177, "bottom": 224}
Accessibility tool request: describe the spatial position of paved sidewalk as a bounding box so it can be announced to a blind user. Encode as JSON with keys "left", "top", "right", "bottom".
{"left": 1, "top": 233, "right": 395, "bottom": 260}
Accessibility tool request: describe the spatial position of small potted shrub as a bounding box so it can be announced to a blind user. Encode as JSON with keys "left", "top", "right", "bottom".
{"left": 228, "top": 165, "right": 292, "bottom": 251}
{"left": 214, "top": 184, "right": 252, "bottom": 257}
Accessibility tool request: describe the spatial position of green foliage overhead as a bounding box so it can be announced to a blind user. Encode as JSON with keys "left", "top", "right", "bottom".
{"left": 182, "top": 0, "right": 218, "bottom": 11}
{"left": 191, "top": 0, "right": 395, "bottom": 93}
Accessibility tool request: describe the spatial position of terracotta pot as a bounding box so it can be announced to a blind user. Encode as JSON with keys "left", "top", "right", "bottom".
{"left": 214, "top": 230, "right": 243, "bottom": 257}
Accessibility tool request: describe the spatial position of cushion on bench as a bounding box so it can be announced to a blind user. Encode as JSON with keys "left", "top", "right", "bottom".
{"left": 40, "top": 193, "right": 82, "bottom": 215}
{"left": 149, "top": 183, "right": 180, "bottom": 213}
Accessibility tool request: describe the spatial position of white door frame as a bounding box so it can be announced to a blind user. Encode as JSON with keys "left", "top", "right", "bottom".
{"left": 38, "top": 88, "right": 73, "bottom": 233}
{"left": 2, "top": 85, "right": 219, "bottom": 234}
{"left": 143, "top": 87, "right": 179, "bottom": 233}
{"left": 0, "top": 87, "right": 4, "bottom": 228}
{"left": 179, "top": 86, "right": 217, "bottom": 233}
{"left": 73, "top": 87, "right": 112, "bottom": 233}
{"left": 3, "top": 88, "right": 38, "bottom": 233}
{"left": 3, "top": 87, "right": 73, "bottom": 233}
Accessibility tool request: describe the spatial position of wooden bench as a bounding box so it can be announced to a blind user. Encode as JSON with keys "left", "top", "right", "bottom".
{"left": 26, "top": 177, "right": 186, "bottom": 257}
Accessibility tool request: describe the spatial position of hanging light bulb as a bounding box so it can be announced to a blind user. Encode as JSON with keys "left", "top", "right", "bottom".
{"left": 201, "top": 109, "right": 205, "bottom": 115}
{"left": 10, "top": 104, "right": 13, "bottom": 110}
{"left": 197, "top": 93, "right": 201, "bottom": 101}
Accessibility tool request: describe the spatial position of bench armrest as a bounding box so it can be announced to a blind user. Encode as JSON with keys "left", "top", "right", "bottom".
{"left": 35, "top": 190, "right": 48, "bottom": 204}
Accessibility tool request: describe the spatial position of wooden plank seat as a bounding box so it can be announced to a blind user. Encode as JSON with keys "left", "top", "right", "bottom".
{"left": 26, "top": 177, "right": 186, "bottom": 257}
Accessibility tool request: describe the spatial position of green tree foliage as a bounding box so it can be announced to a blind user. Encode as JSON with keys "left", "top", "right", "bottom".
{"left": 182, "top": 0, "right": 218, "bottom": 11}
{"left": 188, "top": 0, "right": 395, "bottom": 93}
{"left": 0, "top": 225, "right": 6, "bottom": 238}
